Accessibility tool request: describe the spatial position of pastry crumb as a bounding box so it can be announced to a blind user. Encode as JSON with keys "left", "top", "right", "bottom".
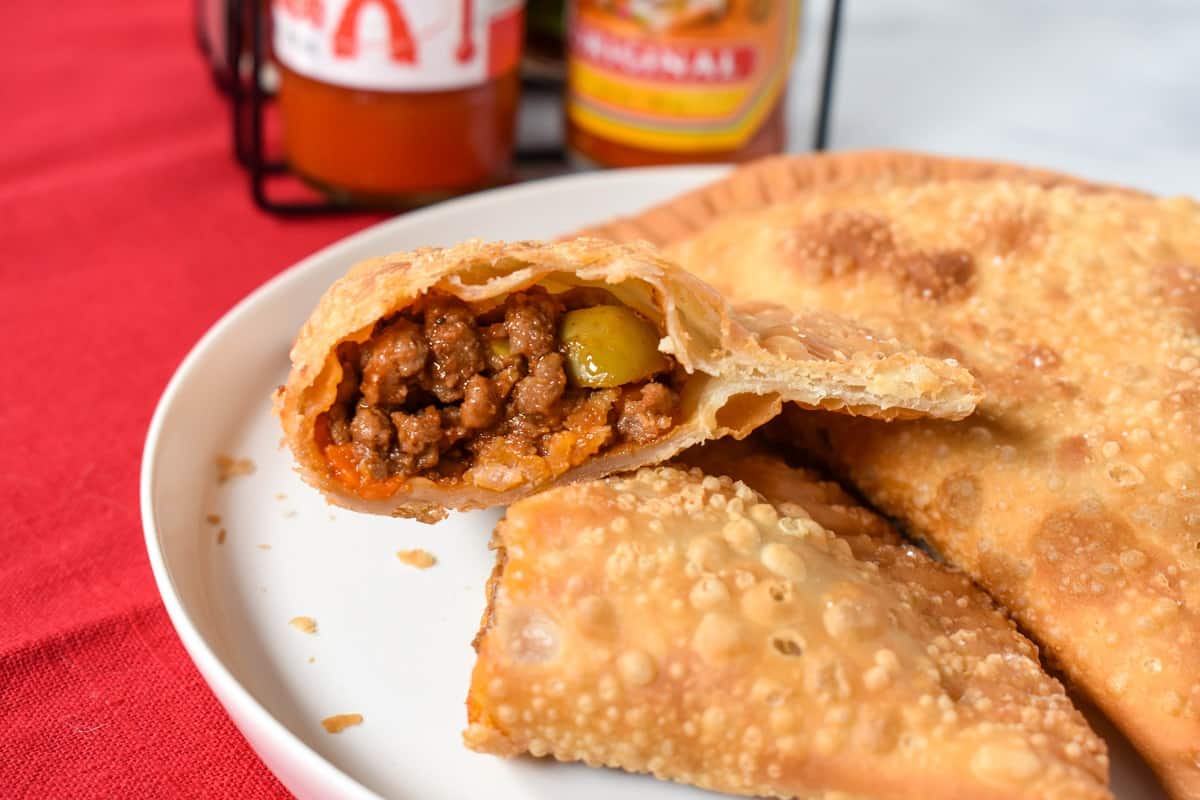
{"left": 274, "top": 492, "right": 288, "bottom": 501}
{"left": 217, "top": 528, "right": 227, "bottom": 545}
{"left": 257, "top": 543, "right": 272, "bottom": 551}
{"left": 205, "top": 513, "right": 222, "bottom": 525}
{"left": 216, "top": 455, "right": 256, "bottom": 483}
{"left": 308, "top": 656, "right": 316, "bottom": 664}
{"left": 322, "top": 714, "right": 363, "bottom": 734}
{"left": 397, "top": 548, "right": 437, "bottom": 569}
{"left": 289, "top": 616, "right": 318, "bottom": 635}
{"left": 283, "top": 510, "right": 298, "bottom": 519}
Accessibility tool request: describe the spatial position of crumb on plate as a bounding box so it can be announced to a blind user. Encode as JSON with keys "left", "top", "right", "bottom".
{"left": 216, "top": 455, "right": 256, "bottom": 483}
{"left": 289, "top": 616, "right": 318, "bottom": 635}
{"left": 257, "top": 544, "right": 272, "bottom": 550}
{"left": 275, "top": 492, "right": 287, "bottom": 501}
{"left": 217, "top": 528, "right": 227, "bottom": 545}
{"left": 322, "top": 714, "right": 363, "bottom": 734}
{"left": 205, "top": 513, "right": 222, "bottom": 525}
{"left": 396, "top": 549, "right": 436, "bottom": 569}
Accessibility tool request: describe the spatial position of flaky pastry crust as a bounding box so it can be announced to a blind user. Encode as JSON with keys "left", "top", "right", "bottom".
{"left": 275, "top": 238, "right": 979, "bottom": 520}
{"left": 677, "top": 437, "right": 898, "bottom": 544}
{"left": 574, "top": 150, "right": 1130, "bottom": 246}
{"left": 465, "top": 465, "right": 1110, "bottom": 800}
{"left": 576, "top": 151, "right": 1199, "bottom": 798}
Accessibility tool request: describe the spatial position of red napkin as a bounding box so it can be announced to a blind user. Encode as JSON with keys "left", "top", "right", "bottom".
{"left": 1, "top": 4, "right": 381, "bottom": 796}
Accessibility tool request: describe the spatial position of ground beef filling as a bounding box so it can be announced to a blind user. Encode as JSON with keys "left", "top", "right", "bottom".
{"left": 321, "top": 290, "right": 680, "bottom": 488}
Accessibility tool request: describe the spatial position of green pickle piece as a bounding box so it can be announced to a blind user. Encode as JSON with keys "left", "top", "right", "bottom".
{"left": 559, "top": 305, "right": 668, "bottom": 388}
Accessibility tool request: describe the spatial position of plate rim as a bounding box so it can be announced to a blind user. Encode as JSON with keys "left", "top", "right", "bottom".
{"left": 138, "top": 165, "right": 728, "bottom": 799}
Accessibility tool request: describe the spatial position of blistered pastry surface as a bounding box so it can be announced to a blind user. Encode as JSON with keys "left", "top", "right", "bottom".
{"left": 576, "top": 149, "right": 1200, "bottom": 797}
{"left": 466, "top": 466, "right": 1109, "bottom": 800}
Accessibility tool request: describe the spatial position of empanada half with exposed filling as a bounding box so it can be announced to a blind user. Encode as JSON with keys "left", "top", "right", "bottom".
{"left": 275, "top": 238, "right": 979, "bottom": 521}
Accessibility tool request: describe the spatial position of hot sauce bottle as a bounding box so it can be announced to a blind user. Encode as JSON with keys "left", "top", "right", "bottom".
{"left": 273, "top": 0, "right": 526, "bottom": 206}
{"left": 566, "top": 0, "right": 800, "bottom": 167}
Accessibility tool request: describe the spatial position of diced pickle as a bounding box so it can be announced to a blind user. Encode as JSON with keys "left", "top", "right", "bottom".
{"left": 559, "top": 305, "right": 668, "bottom": 388}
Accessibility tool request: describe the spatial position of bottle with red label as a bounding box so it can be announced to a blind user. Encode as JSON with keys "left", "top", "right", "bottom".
{"left": 273, "top": 0, "right": 526, "bottom": 206}
{"left": 566, "top": 0, "right": 799, "bottom": 167}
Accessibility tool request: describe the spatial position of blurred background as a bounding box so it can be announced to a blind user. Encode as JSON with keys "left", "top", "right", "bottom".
{"left": 789, "top": 0, "right": 1199, "bottom": 193}
{"left": 190, "top": 0, "right": 1198, "bottom": 213}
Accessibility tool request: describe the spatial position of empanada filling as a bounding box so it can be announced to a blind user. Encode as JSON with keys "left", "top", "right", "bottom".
{"left": 316, "top": 288, "right": 682, "bottom": 496}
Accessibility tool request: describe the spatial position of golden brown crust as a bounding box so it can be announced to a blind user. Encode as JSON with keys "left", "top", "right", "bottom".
{"left": 464, "top": 465, "right": 1110, "bottom": 800}
{"left": 572, "top": 150, "right": 1135, "bottom": 248}
{"left": 676, "top": 437, "right": 898, "bottom": 544}
{"left": 275, "top": 238, "right": 980, "bottom": 520}
{"left": 597, "top": 152, "right": 1200, "bottom": 797}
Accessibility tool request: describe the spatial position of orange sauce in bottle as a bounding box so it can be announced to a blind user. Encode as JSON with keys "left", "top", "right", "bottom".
{"left": 273, "top": 0, "right": 525, "bottom": 206}
{"left": 566, "top": 0, "right": 799, "bottom": 167}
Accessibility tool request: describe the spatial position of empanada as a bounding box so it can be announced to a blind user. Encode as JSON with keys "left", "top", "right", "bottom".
{"left": 464, "top": 464, "right": 1110, "bottom": 800}
{"left": 579, "top": 151, "right": 1200, "bottom": 797}
{"left": 275, "top": 238, "right": 978, "bottom": 521}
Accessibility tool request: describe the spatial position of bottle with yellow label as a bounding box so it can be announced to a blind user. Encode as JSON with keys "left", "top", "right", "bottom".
{"left": 565, "top": 0, "right": 800, "bottom": 167}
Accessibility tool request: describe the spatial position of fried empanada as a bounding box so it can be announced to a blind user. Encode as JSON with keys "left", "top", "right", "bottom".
{"left": 275, "top": 238, "right": 978, "bottom": 521}
{"left": 577, "top": 151, "right": 1200, "bottom": 797}
{"left": 464, "top": 464, "right": 1110, "bottom": 800}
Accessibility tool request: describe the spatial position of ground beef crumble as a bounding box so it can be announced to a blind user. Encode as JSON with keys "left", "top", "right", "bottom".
{"left": 617, "top": 382, "right": 677, "bottom": 443}
{"left": 320, "top": 289, "right": 680, "bottom": 485}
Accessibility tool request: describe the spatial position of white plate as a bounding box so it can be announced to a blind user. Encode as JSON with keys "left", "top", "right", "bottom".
{"left": 141, "top": 167, "right": 1166, "bottom": 800}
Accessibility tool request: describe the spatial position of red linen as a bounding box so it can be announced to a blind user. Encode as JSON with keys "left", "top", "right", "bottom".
{"left": 0, "top": 4, "right": 382, "bottom": 796}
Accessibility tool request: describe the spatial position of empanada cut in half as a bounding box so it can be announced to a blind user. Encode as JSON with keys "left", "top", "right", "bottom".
{"left": 275, "top": 238, "right": 979, "bottom": 521}
{"left": 465, "top": 464, "right": 1111, "bottom": 800}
